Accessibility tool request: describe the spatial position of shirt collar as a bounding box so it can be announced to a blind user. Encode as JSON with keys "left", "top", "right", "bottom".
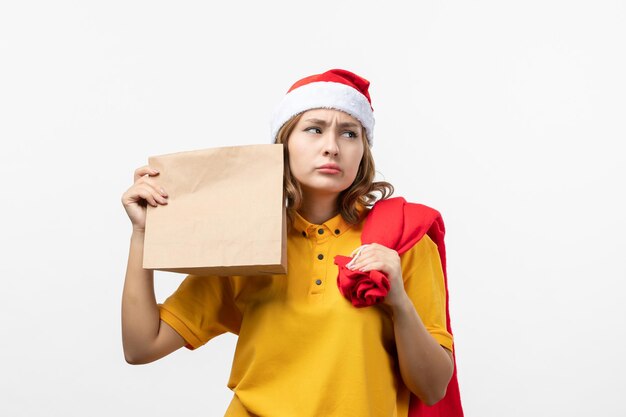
{"left": 292, "top": 205, "right": 366, "bottom": 238}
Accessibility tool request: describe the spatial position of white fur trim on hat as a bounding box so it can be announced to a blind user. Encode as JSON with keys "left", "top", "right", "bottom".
{"left": 270, "top": 81, "right": 375, "bottom": 146}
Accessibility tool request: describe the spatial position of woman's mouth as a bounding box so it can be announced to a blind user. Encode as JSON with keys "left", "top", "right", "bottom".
{"left": 316, "top": 164, "right": 342, "bottom": 174}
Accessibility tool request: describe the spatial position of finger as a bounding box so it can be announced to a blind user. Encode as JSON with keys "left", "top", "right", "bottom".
{"left": 353, "top": 251, "right": 397, "bottom": 271}
{"left": 142, "top": 184, "right": 169, "bottom": 204}
{"left": 358, "top": 261, "right": 385, "bottom": 272}
{"left": 134, "top": 185, "right": 168, "bottom": 207}
{"left": 363, "top": 244, "right": 394, "bottom": 256}
{"left": 355, "top": 249, "right": 398, "bottom": 269}
{"left": 134, "top": 166, "right": 160, "bottom": 182}
{"left": 353, "top": 249, "right": 381, "bottom": 262}
{"left": 137, "top": 186, "right": 162, "bottom": 207}
{"left": 122, "top": 184, "right": 159, "bottom": 207}
{"left": 137, "top": 175, "right": 168, "bottom": 197}
{"left": 348, "top": 253, "right": 380, "bottom": 270}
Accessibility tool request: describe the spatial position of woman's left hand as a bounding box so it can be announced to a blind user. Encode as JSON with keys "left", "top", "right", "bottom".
{"left": 347, "top": 243, "right": 407, "bottom": 308}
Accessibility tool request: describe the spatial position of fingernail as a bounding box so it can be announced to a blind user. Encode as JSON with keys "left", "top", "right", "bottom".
{"left": 160, "top": 188, "right": 168, "bottom": 196}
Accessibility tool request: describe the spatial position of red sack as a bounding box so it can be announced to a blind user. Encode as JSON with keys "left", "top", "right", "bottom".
{"left": 335, "top": 197, "right": 463, "bottom": 417}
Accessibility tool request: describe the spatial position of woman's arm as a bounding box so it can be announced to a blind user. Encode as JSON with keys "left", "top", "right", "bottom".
{"left": 120, "top": 166, "right": 186, "bottom": 364}
{"left": 121, "top": 230, "right": 186, "bottom": 364}
{"left": 388, "top": 294, "right": 454, "bottom": 405}
{"left": 346, "top": 242, "right": 454, "bottom": 405}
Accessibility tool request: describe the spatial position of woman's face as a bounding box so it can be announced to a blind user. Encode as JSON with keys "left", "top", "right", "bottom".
{"left": 287, "top": 108, "right": 365, "bottom": 197}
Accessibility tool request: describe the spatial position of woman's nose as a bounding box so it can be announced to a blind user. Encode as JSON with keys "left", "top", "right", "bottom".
{"left": 322, "top": 132, "right": 340, "bottom": 156}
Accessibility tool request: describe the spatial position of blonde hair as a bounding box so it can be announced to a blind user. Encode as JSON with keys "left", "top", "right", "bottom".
{"left": 274, "top": 112, "right": 394, "bottom": 226}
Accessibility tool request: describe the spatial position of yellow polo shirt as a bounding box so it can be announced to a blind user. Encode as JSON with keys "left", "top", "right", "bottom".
{"left": 159, "top": 209, "right": 453, "bottom": 417}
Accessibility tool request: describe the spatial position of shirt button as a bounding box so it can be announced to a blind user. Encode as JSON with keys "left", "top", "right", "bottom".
{"left": 334, "top": 229, "right": 340, "bottom": 235}
{"left": 301, "top": 231, "right": 306, "bottom": 237}
{"left": 315, "top": 279, "right": 322, "bottom": 285}
{"left": 317, "top": 254, "right": 324, "bottom": 260}
{"left": 318, "top": 229, "right": 324, "bottom": 235}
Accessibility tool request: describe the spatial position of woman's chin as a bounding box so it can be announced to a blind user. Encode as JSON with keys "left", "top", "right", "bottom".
{"left": 300, "top": 180, "right": 350, "bottom": 196}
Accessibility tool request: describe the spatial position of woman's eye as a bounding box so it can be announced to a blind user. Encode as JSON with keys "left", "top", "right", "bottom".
{"left": 343, "top": 131, "right": 358, "bottom": 139}
{"left": 305, "top": 127, "right": 322, "bottom": 134}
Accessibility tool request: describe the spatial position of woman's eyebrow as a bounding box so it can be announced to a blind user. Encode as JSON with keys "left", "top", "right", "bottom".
{"left": 304, "top": 118, "right": 360, "bottom": 128}
{"left": 304, "top": 118, "right": 328, "bottom": 125}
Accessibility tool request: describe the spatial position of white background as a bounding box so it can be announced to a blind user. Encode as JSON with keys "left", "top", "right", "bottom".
{"left": 1, "top": 1, "right": 625, "bottom": 416}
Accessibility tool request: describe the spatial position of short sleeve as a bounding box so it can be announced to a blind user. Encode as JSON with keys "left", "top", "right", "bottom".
{"left": 158, "top": 275, "right": 242, "bottom": 350}
{"left": 401, "top": 235, "right": 454, "bottom": 352}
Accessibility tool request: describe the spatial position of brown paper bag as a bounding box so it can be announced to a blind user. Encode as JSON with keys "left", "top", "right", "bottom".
{"left": 143, "top": 144, "right": 287, "bottom": 276}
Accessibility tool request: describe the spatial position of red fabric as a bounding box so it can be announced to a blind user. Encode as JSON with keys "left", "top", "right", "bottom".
{"left": 334, "top": 197, "right": 463, "bottom": 417}
{"left": 334, "top": 260, "right": 390, "bottom": 307}
{"left": 287, "top": 68, "right": 373, "bottom": 109}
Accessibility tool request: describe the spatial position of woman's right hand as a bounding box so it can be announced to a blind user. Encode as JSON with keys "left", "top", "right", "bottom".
{"left": 121, "top": 166, "right": 169, "bottom": 232}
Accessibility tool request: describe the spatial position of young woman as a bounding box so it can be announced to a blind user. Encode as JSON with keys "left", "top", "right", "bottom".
{"left": 121, "top": 69, "right": 459, "bottom": 417}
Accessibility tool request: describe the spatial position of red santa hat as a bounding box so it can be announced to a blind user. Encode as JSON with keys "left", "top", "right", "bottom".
{"left": 271, "top": 69, "right": 375, "bottom": 146}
